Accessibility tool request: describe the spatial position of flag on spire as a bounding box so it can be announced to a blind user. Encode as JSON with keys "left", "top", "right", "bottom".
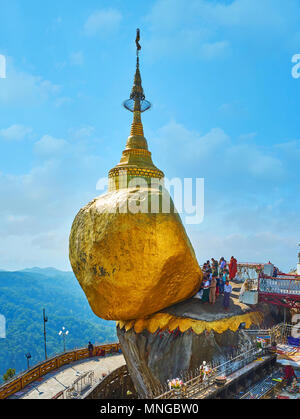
{"left": 136, "top": 28, "right": 141, "bottom": 51}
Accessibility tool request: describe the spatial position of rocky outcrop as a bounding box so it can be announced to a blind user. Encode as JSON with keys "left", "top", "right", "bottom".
{"left": 117, "top": 325, "right": 257, "bottom": 398}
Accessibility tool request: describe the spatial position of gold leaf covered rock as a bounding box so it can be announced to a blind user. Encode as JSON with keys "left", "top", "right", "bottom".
{"left": 69, "top": 187, "right": 202, "bottom": 320}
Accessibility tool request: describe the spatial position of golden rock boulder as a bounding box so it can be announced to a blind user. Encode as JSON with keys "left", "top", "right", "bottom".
{"left": 69, "top": 187, "right": 202, "bottom": 320}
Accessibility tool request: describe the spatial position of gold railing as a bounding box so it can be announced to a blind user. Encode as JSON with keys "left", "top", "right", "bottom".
{"left": 0, "top": 342, "right": 121, "bottom": 399}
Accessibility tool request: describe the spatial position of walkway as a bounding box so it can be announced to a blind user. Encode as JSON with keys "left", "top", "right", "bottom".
{"left": 9, "top": 354, "right": 125, "bottom": 399}
{"left": 195, "top": 354, "right": 273, "bottom": 399}
{"left": 163, "top": 280, "right": 251, "bottom": 322}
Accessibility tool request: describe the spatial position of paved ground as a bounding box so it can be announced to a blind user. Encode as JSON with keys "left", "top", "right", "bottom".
{"left": 9, "top": 354, "right": 125, "bottom": 399}
{"left": 163, "top": 280, "right": 250, "bottom": 322}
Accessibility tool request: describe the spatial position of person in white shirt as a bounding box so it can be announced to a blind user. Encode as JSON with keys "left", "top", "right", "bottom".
{"left": 201, "top": 278, "right": 211, "bottom": 303}
{"left": 223, "top": 280, "right": 232, "bottom": 310}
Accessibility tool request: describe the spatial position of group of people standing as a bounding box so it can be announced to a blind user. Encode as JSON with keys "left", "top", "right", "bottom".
{"left": 196, "top": 256, "right": 238, "bottom": 310}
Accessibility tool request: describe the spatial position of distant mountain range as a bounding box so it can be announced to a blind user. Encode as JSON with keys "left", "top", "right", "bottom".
{"left": 0, "top": 268, "right": 117, "bottom": 381}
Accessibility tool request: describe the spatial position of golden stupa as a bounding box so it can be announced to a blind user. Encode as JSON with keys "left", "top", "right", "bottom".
{"left": 69, "top": 30, "right": 202, "bottom": 321}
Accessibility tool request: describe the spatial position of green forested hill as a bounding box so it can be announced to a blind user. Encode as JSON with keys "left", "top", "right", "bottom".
{"left": 0, "top": 268, "right": 117, "bottom": 381}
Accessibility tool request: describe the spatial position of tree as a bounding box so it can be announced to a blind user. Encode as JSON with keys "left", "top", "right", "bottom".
{"left": 3, "top": 368, "right": 16, "bottom": 382}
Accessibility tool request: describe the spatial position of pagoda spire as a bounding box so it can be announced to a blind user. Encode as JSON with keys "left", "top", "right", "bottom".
{"left": 123, "top": 29, "right": 151, "bottom": 142}
{"left": 129, "top": 57, "right": 145, "bottom": 137}
{"left": 108, "top": 29, "right": 164, "bottom": 191}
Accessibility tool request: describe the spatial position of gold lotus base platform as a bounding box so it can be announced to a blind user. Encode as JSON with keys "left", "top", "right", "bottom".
{"left": 117, "top": 311, "right": 263, "bottom": 335}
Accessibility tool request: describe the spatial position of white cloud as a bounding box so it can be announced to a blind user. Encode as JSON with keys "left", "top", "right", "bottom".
{"left": 239, "top": 132, "right": 257, "bottom": 141}
{"left": 34, "top": 135, "right": 68, "bottom": 157}
{"left": 0, "top": 128, "right": 107, "bottom": 269}
{"left": 275, "top": 139, "right": 300, "bottom": 157}
{"left": 55, "top": 96, "right": 73, "bottom": 107}
{"left": 218, "top": 102, "right": 248, "bottom": 118}
{"left": 201, "top": 41, "right": 230, "bottom": 60}
{"left": 69, "top": 51, "right": 84, "bottom": 66}
{"left": 153, "top": 120, "right": 283, "bottom": 179}
{"left": 152, "top": 118, "right": 300, "bottom": 272}
{"left": 207, "top": 0, "right": 298, "bottom": 32}
{"left": 72, "top": 126, "right": 95, "bottom": 140}
{"left": 219, "top": 103, "right": 234, "bottom": 114}
{"left": 83, "top": 9, "right": 122, "bottom": 37}
{"left": 0, "top": 124, "right": 33, "bottom": 141}
{"left": 188, "top": 229, "right": 299, "bottom": 273}
{"left": 149, "top": 0, "right": 300, "bottom": 32}
{"left": 54, "top": 16, "right": 62, "bottom": 25}
{"left": 0, "top": 233, "right": 70, "bottom": 271}
{"left": 226, "top": 143, "right": 283, "bottom": 177}
{"left": 0, "top": 59, "right": 60, "bottom": 106}
{"left": 145, "top": 0, "right": 300, "bottom": 60}
{"left": 31, "top": 231, "right": 67, "bottom": 251}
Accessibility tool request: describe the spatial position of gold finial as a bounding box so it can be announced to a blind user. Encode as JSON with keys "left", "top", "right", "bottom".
{"left": 123, "top": 29, "right": 151, "bottom": 141}
{"left": 136, "top": 28, "right": 141, "bottom": 53}
{"left": 123, "top": 29, "right": 151, "bottom": 113}
{"left": 108, "top": 29, "right": 164, "bottom": 191}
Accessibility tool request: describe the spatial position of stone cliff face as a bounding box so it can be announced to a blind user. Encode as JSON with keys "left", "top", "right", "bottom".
{"left": 117, "top": 325, "right": 256, "bottom": 398}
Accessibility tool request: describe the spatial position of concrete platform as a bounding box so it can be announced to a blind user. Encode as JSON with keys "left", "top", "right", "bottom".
{"left": 162, "top": 280, "right": 252, "bottom": 322}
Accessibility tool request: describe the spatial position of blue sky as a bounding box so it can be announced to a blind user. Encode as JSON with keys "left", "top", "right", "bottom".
{"left": 0, "top": 0, "right": 299, "bottom": 272}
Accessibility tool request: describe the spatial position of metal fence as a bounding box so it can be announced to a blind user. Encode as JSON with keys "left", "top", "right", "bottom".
{"left": 155, "top": 346, "right": 263, "bottom": 399}
{"left": 240, "top": 369, "right": 283, "bottom": 399}
{"left": 259, "top": 278, "right": 300, "bottom": 295}
{"left": 83, "top": 364, "right": 137, "bottom": 399}
{"left": 243, "top": 323, "right": 300, "bottom": 347}
{"left": 65, "top": 371, "right": 96, "bottom": 399}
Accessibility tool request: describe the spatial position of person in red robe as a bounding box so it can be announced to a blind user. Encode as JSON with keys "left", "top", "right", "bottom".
{"left": 229, "top": 256, "right": 237, "bottom": 280}
{"left": 284, "top": 365, "right": 297, "bottom": 386}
